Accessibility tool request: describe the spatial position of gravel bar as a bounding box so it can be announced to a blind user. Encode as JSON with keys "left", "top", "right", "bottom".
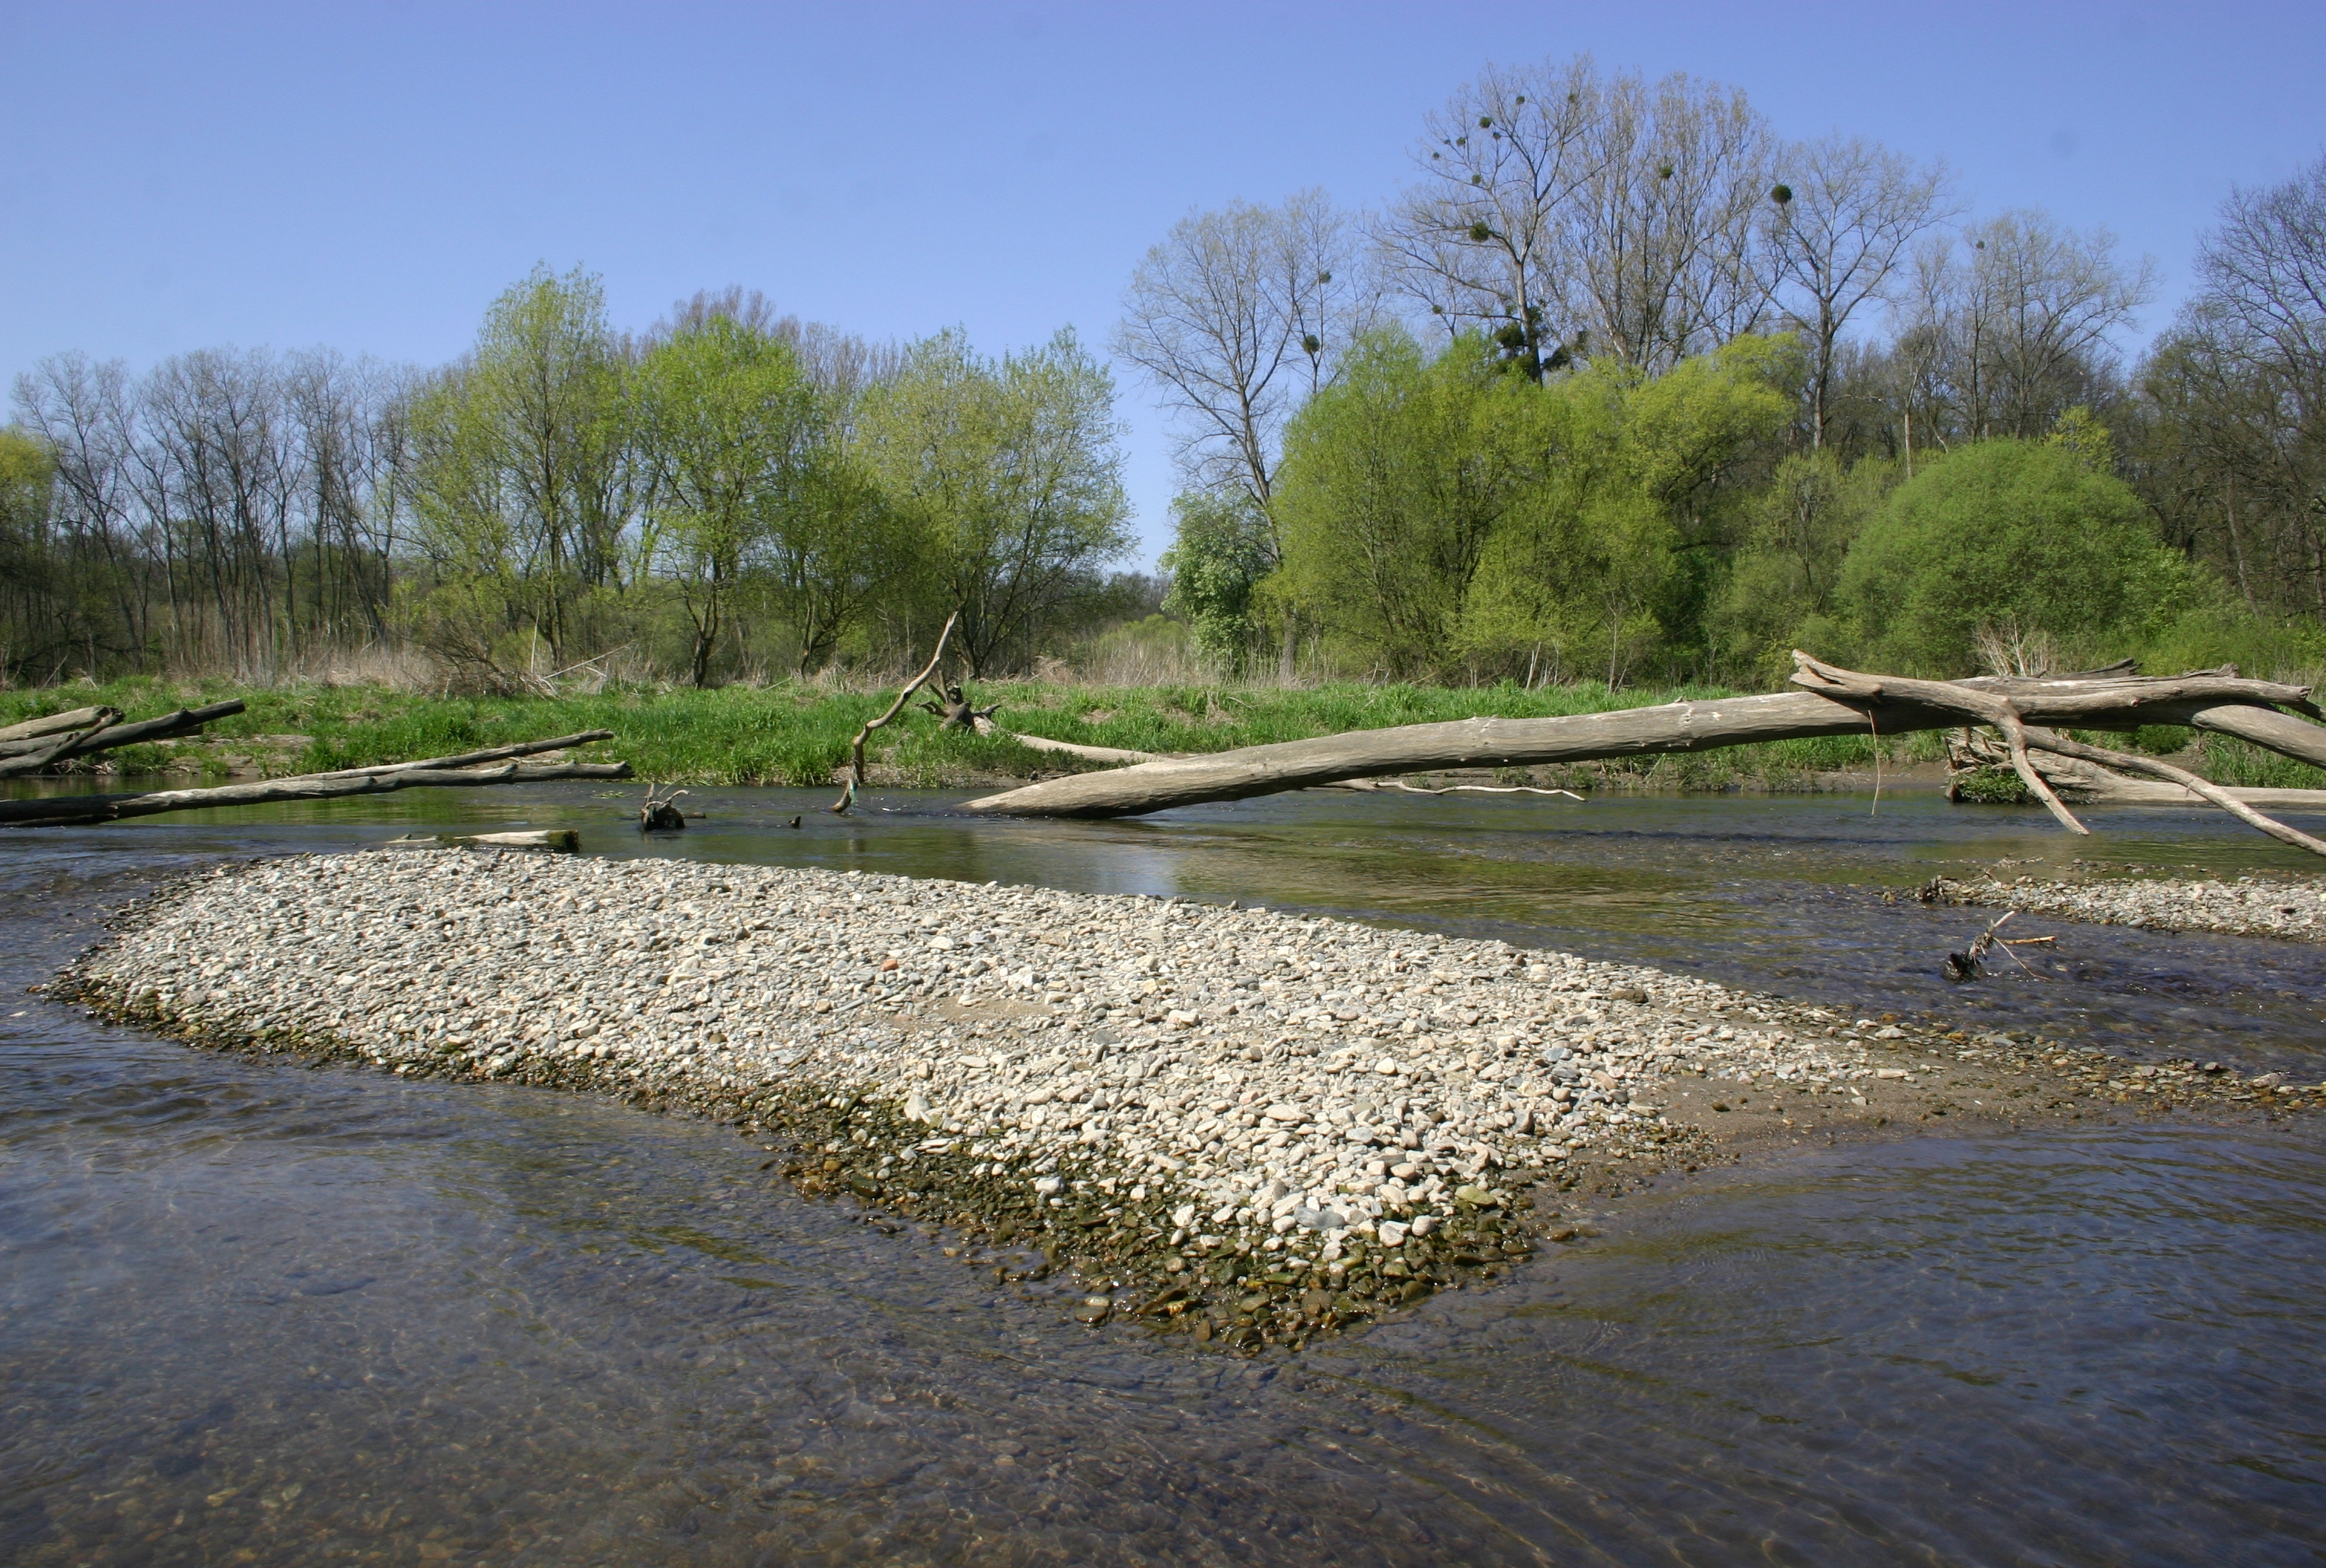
{"left": 50, "top": 848, "right": 2316, "bottom": 1351}
{"left": 1923, "top": 872, "right": 2326, "bottom": 942}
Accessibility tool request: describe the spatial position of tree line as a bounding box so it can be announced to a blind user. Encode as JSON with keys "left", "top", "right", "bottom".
{"left": 5, "top": 52, "right": 2324, "bottom": 691}
{"left": 2, "top": 279, "right": 1142, "bottom": 688}
{"left": 1128, "top": 55, "right": 2326, "bottom": 684}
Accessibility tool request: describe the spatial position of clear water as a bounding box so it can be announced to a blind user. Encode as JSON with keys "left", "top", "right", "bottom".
{"left": 3, "top": 782, "right": 2323, "bottom": 1563}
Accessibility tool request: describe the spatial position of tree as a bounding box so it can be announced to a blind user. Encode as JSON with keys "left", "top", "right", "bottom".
{"left": 1763, "top": 136, "right": 1954, "bottom": 447}
{"left": 1837, "top": 436, "right": 2194, "bottom": 675}
{"left": 404, "top": 266, "right": 632, "bottom": 679}
{"left": 1377, "top": 56, "right": 1603, "bottom": 382}
{"left": 1714, "top": 449, "right": 1896, "bottom": 680}
{"left": 857, "top": 329, "right": 1132, "bottom": 675}
{"left": 1273, "top": 330, "right": 1557, "bottom": 678}
{"left": 1565, "top": 66, "right": 1775, "bottom": 372}
{"left": 2128, "top": 154, "right": 2326, "bottom": 619}
{"left": 1902, "top": 212, "right": 2156, "bottom": 443}
{"left": 631, "top": 317, "right": 820, "bottom": 684}
{"left": 1469, "top": 335, "right": 1794, "bottom": 684}
{"left": 1158, "top": 491, "right": 1273, "bottom": 672}
{"left": 1115, "top": 191, "right": 1370, "bottom": 675}
{"left": 1381, "top": 56, "right": 1776, "bottom": 378}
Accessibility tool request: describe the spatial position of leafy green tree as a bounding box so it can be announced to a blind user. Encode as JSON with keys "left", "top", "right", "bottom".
{"left": 858, "top": 329, "right": 1131, "bottom": 675}
{"left": 1279, "top": 330, "right": 1790, "bottom": 684}
{"left": 1159, "top": 492, "right": 1273, "bottom": 671}
{"left": 1272, "top": 330, "right": 1549, "bottom": 677}
{"left": 632, "top": 318, "right": 819, "bottom": 684}
{"left": 0, "top": 426, "right": 58, "bottom": 678}
{"left": 404, "top": 266, "right": 630, "bottom": 681}
{"left": 1837, "top": 435, "right": 2197, "bottom": 675}
{"left": 1713, "top": 450, "right": 1896, "bottom": 681}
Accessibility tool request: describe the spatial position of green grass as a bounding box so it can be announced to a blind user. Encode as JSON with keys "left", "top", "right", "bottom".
{"left": 0, "top": 675, "right": 1959, "bottom": 790}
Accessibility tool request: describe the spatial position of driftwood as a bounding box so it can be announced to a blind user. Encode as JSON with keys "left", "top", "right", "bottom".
{"left": 639, "top": 784, "right": 689, "bottom": 831}
{"left": 920, "top": 683, "right": 1003, "bottom": 731}
{"left": 834, "top": 612, "right": 959, "bottom": 814}
{"left": 0, "top": 700, "right": 249, "bottom": 776}
{"left": 1789, "top": 654, "right": 2326, "bottom": 858}
{"left": 2, "top": 729, "right": 628, "bottom": 828}
{"left": 380, "top": 829, "right": 581, "bottom": 853}
{"left": 309, "top": 730, "right": 614, "bottom": 779}
{"left": 960, "top": 658, "right": 2326, "bottom": 836}
{"left": 1941, "top": 910, "right": 2053, "bottom": 983}
{"left": 0, "top": 706, "right": 123, "bottom": 743}
{"left": 0, "top": 760, "right": 632, "bottom": 827}
{"left": 1948, "top": 731, "right": 2326, "bottom": 811}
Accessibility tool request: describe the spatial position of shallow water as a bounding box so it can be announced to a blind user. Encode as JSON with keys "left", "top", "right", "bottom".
{"left": 3, "top": 784, "right": 2324, "bottom": 1563}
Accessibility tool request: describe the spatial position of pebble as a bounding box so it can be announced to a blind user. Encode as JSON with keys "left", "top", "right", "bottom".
{"left": 1924, "top": 873, "right": 2326, "bottom": 942}
{"left": 51, "top": 847, "right": 2141, "bottom": 1345}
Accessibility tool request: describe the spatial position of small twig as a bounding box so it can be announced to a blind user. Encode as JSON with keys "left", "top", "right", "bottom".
{"left": 832, "top": 612, "right": 960, "bottom": 815}
{"left": 1364, "top": 780, "right": 1586, "bottom": 799}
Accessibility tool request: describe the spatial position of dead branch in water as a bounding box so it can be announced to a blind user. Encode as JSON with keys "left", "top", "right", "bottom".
{"left": 833, "top": 612, "right": 959, "bottom": 815}
{"left": 0, "top": 760, "right": 632, "bottom": 828}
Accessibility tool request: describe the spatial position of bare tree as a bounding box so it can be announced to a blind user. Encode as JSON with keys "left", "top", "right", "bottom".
{"left": 1116, "top": 191, "right": 1372, "bottom": 675}
{"left": 1566, "top": 67, "right": 1775, "bottom": 371}
{"left": 1113, "top": 191, "right": 1371, "bottom": 514}
{"left": 1906, "top": 212, "right": 2156, "bottom": 441}
{"left": 2132, "top": 154, "right": 2326, "bottom": 616}
{"left": 1764, "top": 136, "right": 1955, "bottom": 446}
{"left": 1380, "top": 56, "right": 1775, "bottom": 377}
{"left": 1376, "top": 58, "right": 1603, "bottom": 378}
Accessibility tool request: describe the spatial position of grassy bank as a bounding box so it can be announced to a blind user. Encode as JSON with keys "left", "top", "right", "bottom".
{"left": 7, "top": 675, "right": 1978, "bottom": 792}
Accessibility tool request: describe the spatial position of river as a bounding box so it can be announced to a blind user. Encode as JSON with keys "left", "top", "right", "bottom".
{"left": 2, "top": 782, "right": 2321, "bottom": 1564}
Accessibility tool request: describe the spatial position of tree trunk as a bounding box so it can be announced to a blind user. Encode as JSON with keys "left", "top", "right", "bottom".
{"left": 0, "top": 701, "right": 249, "bottom": 776}
{"left": 0, "top": 761, "right": 631, "bottom": 827}
{"left": 960, "top": 669, "right": 2324, "bottom": 819}
{"left": 0, "top": 706, "right": 123, "bottom": 743}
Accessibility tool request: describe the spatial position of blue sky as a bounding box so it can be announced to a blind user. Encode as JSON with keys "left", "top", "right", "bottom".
{"left": 5, "top": 1, "right": 2322, "bottom": 564}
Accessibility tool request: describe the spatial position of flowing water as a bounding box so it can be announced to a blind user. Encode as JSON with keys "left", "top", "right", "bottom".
{"left": 3, "top": 782, "right": 2323, "bottom": 1564}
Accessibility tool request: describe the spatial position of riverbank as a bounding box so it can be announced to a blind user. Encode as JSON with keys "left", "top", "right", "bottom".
{"left": 0, "top": 675, "right": 1945, "bottom": 793}
{"left": 1924, "top": 871, "right": 2326, "bottom": 942}
{"left": 53, "top": 848, "right": 2320, "bottom": 1353}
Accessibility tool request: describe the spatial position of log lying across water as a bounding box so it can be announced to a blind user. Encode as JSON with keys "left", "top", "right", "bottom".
{"left": 0, "top": 730, "right": 626, "bottom": 828}
{"left": 960, "top": 664, "right": 2326, "bottom": 821}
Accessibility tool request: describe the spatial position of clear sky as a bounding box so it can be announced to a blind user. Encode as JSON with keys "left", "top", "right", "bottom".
{"left": 5, "top": 1, "right": 2322, "bottom": 564}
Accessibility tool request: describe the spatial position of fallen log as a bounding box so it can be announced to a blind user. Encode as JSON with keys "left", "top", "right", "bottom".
{"left": 967, "top": 715, "right": 1166, "bottom": 766}
{"left": 960, "top": 664, "right": 2324, "bottom": 820}
{"left": 379, "top": 829, "right": 581, "bottom": 853}
{"left": 1947, "top": 732, "right": 2326, "bottom": 811}
{"left": 0, "top": 705, "right": 122, "bottom": 743}
{"left": 1791, "top": 654, "right": 2326, "bottom": 857}
{"left": 0, "top": 760, "right": 632, "bottom": 828}
{"left": 309, "top": 730, "right": 614, "bottom": 779}
{"left": 0, "top": 700, "right": 248, "bottom": 776}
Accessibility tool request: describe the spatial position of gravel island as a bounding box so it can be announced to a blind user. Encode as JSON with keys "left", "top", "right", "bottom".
{"left": 1924, "top": 871, "right": 2326, "bottom": 942}
{"left": 54, "top": 849, "right": 2321, "bottom": 1351}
